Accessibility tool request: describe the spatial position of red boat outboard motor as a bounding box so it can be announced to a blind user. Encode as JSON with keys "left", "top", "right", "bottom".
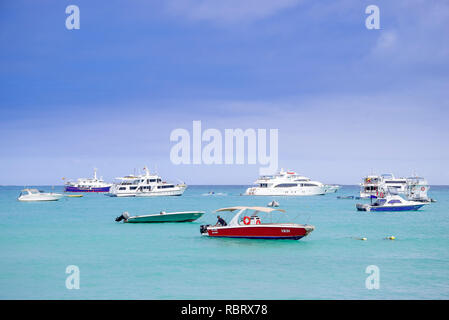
{"left": 200, "top": 224, "right": 211, "bottom": 235}
{"left": 115, "top": 211, "right": 130, "bottom": 222}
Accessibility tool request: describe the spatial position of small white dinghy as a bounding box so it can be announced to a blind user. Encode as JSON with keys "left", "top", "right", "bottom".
{"left": 267, "top": 200, "right": 279, "bottom": 207}
{"left": 18, "top": 189, "right": 63, "bottom": 202}
{"left": 115, "top": 211, "right": 205, "bottom": 223}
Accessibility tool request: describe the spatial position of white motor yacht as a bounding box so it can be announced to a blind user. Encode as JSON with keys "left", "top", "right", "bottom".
{"left": 106, "top": 167, "right": 187, "bottom": 197}
{"left": 406, "top": 176, "right": 433, "bottom": 202}
{"left": 64, "top": 168, "right": 112, "bottom": 192}
{"left": 380, "top": 173, "right": 407, "bottom": 193}
{"left": 245, "top": 169, "right": 337, "bottom": 196}
{"left": 359, "top": 175, "right": 381, "bottom": 198}
{"left": 18, "top": 189, "right": 63, "bottom": 202}
{"left": 360, "top": 173, "right": 416, "bottom": 199}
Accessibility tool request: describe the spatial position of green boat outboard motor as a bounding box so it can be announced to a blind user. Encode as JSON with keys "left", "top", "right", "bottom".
{"left": 115, "top": 211, "right": 130, "bottom": 222}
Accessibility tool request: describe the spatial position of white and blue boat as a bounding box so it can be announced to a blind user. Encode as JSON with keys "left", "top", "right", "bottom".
{"left": 356, "top": 194, "right": 427, "bottom": 212}
{"left": 406, "top": 176, "right": 435, "bottom": 203}
{"left": 64, "top": 168, "right": 112, "bottom": 193}
{"left": 106, "top": 166, "right": 186, "bottom": 197}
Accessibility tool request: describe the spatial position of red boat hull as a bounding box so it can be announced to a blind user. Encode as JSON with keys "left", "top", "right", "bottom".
{"left": 206, "top": 224, "right": 313, "bottom": 240}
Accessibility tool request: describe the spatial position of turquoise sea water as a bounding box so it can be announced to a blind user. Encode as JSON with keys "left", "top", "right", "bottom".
{"left": 0, "top": 185, "right": 448, "bottom": 299}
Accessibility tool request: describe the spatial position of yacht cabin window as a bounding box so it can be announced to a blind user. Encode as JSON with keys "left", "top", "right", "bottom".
{"left": 157, "top": 185, "right": 174, "bottom": 189}
{"left": 275, "top": 183, "right": 297, "bottom": 188}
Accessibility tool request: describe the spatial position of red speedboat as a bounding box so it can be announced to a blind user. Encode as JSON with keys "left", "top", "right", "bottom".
{"left": 200, "top": 206, "right": 314, "bottom": 240}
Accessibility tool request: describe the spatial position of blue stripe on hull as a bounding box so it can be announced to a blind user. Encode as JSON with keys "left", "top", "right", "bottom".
{"left": 210, "top": 235, "right": 305, "bottom": 240}
{"left": 65, "top": 186, "right": 110, "bottom": 192}
{"left": 370, "top": 205, "right": 424, "bottom": 211}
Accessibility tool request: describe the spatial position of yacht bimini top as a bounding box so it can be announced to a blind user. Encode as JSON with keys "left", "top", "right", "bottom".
{"left": 22, "top": 188, "right": 40, "bottom": 194}
{"left": 214, "top": 207, "right": 286, "bottom": 227}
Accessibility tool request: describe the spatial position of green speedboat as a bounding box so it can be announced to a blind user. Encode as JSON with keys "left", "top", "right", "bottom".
{"left": 115, "top": 211, "right": 205, "bottom": 223}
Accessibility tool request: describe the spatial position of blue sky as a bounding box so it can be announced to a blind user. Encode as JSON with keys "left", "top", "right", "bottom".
{"left": 1, "top": 0, "right": 448, "bottom": 185}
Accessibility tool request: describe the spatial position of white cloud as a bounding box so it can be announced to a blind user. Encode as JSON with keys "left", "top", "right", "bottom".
{"left": 164, "top": 0, "right": 302, "bottom": 23}
{"left": 374, "top": 31, "right": 397, "bottom": 52}
{"left": 368, "top": 0, "right": 449, "bottom": 64}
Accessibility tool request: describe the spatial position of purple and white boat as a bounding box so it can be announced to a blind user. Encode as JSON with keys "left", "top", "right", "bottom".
{"left": 64, "top": 168, "right": 112, "bottom": 192}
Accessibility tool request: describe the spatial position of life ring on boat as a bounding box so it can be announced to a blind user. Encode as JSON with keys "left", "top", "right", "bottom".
{"left": 380, "top": 192, "right": 384, "bottom": 198}
{"left": 256, "top": 219, "right": 261, "bottom": 225}
{"left": 243, "top": 216, "right": 251, "bottom": 225}
{"left": 421, "top": 187, "right": 425, "bottom": 191}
